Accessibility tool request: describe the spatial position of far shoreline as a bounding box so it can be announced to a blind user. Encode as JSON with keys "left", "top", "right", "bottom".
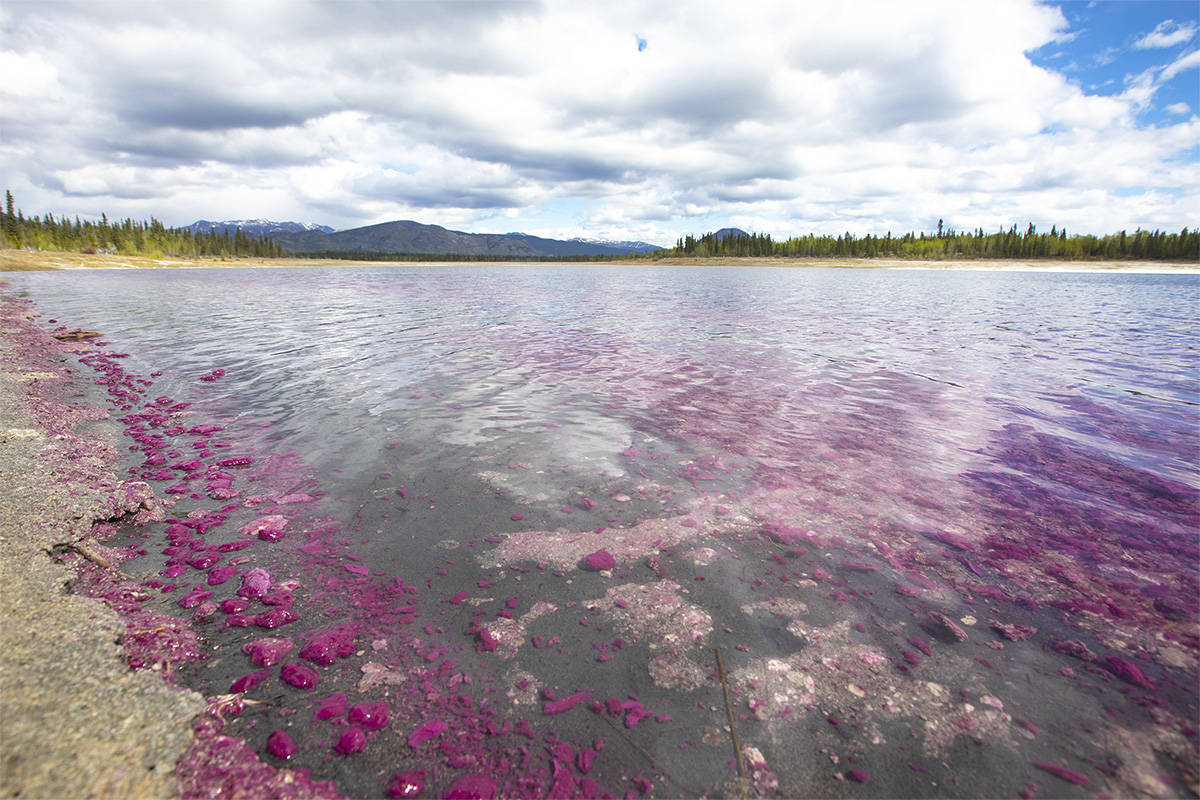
{"left": 1, "top": 248, "right": 1196, "bottom": 274}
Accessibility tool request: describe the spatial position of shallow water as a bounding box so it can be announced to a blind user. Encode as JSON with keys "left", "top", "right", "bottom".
{"left": 4, "top": 264, "right": 1198, "bottom": 799}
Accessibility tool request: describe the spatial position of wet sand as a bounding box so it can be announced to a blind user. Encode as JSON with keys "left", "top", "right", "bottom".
{"left": 0, "top": 288, "right": 204, "bottom": 798}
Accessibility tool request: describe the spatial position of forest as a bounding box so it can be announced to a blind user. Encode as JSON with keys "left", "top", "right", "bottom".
{"left": 664, "top": 221, "right": 1200, "bottom": 261}
{"left": 2, "top": 191, "right": 283, "bottom": 258}
{"left": 3, "top": 190, "right": 1196, "bottom": 263}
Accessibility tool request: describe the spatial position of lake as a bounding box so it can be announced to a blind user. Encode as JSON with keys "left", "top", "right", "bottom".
{"left": 4, "top": 263, "right": 1198, "bottom": 798}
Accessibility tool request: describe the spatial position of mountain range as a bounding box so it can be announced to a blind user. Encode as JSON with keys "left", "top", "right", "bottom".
{"left": 185, "top": 219, "right": 662, "bottom": 257}
{"left": 186, "top": 219, "right": 335, "bottom": 236}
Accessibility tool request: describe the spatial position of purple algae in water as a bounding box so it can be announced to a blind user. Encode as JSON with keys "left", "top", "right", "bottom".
{"left": 1033, "top": 761, "right": 1090, "bottom": 786}
{"left": 280, "top": 661, "right": 320, "bottom": 689}
{"left": 255, "top": 607, "right": 298, "bottom": 629}
{"left": 908, "top": 635, "right": 932, "bottom": 656}
{"left": 1104, "top": 655, "right": 1155, "bottom": 689}
{"left": 238, "top": 568, "right": 272, "bottom": 599}
{"left": 408, "top": 719, "right": 448, "bottom": 749}
{"left": 266, "top": 729, "right": 297, "bottom": 760}
{"left": 334, "top": 726, "right": 366, "bottom": 755}
{"left": 388, "top": 769, "right": 426, "bottom": 798}
{"left": 581, "top": 550, "right": 615, "bottom": 571}
{"left": 543, "top": 690, "right": 593, "bottom": 715}
{"left": 221, "top": 597, "right": 251, "bottom": 614}
{"left": 314, "top": 692, "right": 348, "bottom": 720}
{"left": 178, "top": 587, "right": 213, "bottom": 609}
{"left": 230, "top": 669, "right": 270, "bottom": 693}
{"left": 243, "top": 636, "right": 294, "bottom": 667}
{"left": 349, "top": 700, "right": 389, "bottom": 731}
{"left": 441, "top": 774, "right": 497, "bottom": 800}
{"left": 300, "top": 625, "right": 356, "bottom": 665}
{"left": 207, "top": 565, "right": 238, "bottom": 586}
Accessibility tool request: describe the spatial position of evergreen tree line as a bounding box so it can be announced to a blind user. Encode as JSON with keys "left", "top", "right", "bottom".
{"left": 665, "top": 222, "right": 1199, "bottom": 261}
{"left": 2, "top": 191, "right": 283, "bottom": 259}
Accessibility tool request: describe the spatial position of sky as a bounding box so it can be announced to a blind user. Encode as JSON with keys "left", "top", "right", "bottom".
{"left": 1, "top": 0, "right": 1197, "bottom": 245}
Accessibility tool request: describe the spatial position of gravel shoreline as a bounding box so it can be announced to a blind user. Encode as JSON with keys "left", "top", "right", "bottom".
{"left": 0, "top": 287, "right": 203, "bottom": 799}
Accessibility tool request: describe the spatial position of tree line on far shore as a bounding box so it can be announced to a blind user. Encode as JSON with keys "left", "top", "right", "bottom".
{"left": 3, "top": 189, "right": 1197, "bottom": 263}
{"left": 665, "top": 221, "right": 1199, "bottom": 261}
{"left": 2, "top": 191, "right": 283, "bottom": 259}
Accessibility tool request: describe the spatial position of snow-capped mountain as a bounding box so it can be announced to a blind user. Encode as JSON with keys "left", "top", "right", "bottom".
{"left": 186, "top": 219, "right": 335, "bottom": 236}
{"left": 567, "top": 237, "right": 662, "bottom": 254}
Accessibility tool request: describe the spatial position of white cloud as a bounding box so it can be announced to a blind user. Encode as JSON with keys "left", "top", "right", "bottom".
{"left": 0, "top": 0, "right": 1195, "bottom": 239}
{"left": 1161, "top": 48, "right": 1200, "bottom": 81}
{"left": 1165, "top": 102, "right": 1192, "bottom": 115}
{"left": 1134, "top": 20, "right": 1198, "bottom": 50}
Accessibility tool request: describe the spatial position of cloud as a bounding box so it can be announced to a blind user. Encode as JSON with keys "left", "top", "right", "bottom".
{"left": 1165, "top": 102, "right": 1192, "bottom": 115}
{"left": 1161, "top": 48, "right": 1200, "bottom": 81}
{"left": 0, "top": 0, "right": 1195, "bottom": 239}
{"left": 1134, "top": 20, "right": 1198, "bottom": 50}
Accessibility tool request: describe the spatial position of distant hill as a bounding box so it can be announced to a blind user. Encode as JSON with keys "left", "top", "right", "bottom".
{"left": 269, "top": 220, "right": 663, "bottom": 258}
{"left": 186, "top": 219, "right": 335, "bottom": 236}
{"left": 714, "top": 227, "right": 751, "bottom": 241}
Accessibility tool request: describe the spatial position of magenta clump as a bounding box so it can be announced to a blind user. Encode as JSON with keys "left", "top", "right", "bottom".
{"left": 217, "top": 456, "right": 253, "bottom": 467}
{"left": 280, "top": 661, "right": 320, "bottom": 689}
{"left": 314, "top": 692, "right": 348, "bottom": 720}
{"left": 388, "top": 769, "right": 426, "bottom": 798}
{"left": 221, "top": 597, "right": 250, "bottom": 614}
{"left": 441, "top": 774, "right": 497, "bottom": 800}
{"left": 908, "top": 635, "right": 932, "bottom": 656}
{"left": 335, "top": 726, "right": 366, "bottom": 755}
{"left": 300, "top": 625, "right": 356, "bottom": 665}
{"left": 238, "top": 568, "right": 272, "bottom": 599}
{"left": 178, "top": 587, "right": 213, "bottom": 609}
{"left": 207, "top": 565, "right": 238, "bottom": 586}
{"left": 255, "top": 607, "right": 298, "bottom": 629}
{"left": 543, "top": 690, "right": 593, "bottom": 715}
{"left": 408, "top": 719, "right": 448, "bottom": 748}
{"left": 1104, "top": 655, "right": 1155, "bottom": 689}
{"left": 1033, "top": 761, "right": 1090, "bottom": 786}
{"left": 349, "top": 701, "right": 389, "bottom": 731}
{"left": 929, "top": 530, "right": 973, "bottom": 551}
{"left": 230, "top": 669, "right": 270, "bottom": 693}
{"left": 266, "top": 729, "right": 297, "bottom": 760}
{"left": 581, "top": 550, "right": 616, "bottom": 571}
{"left": 243, "top": 636, "right": 294, "bottom": 667}
{"left": 847, "top": 769, "right": 869, "bottom": 782}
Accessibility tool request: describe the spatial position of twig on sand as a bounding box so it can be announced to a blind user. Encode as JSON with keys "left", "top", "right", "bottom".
{"left": 596, "top": 711, "right": 691, "bottom": 794}
{"left": 715, "top": 646, "right": 747, "bottom": 779}
{"left": 69, "top": 542, "right": 134, "bottom": 580}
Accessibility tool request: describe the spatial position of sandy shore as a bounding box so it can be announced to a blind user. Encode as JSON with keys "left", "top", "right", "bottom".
{"left": 0, "top": 288, "right": 204, "bottom": 798}
{"left": 1, "top": 248, "right": 1196, "bottom": 273}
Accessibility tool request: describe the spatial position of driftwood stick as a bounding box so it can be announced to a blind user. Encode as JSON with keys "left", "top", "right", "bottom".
{"left": 715, "top": 646, "right": 747, "bottom": 779}
{"left": 70, "top": 542, "right": 134, "bottom": 580}
{"left": 596, "top": 711, "right": 688, "bottom": 793}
